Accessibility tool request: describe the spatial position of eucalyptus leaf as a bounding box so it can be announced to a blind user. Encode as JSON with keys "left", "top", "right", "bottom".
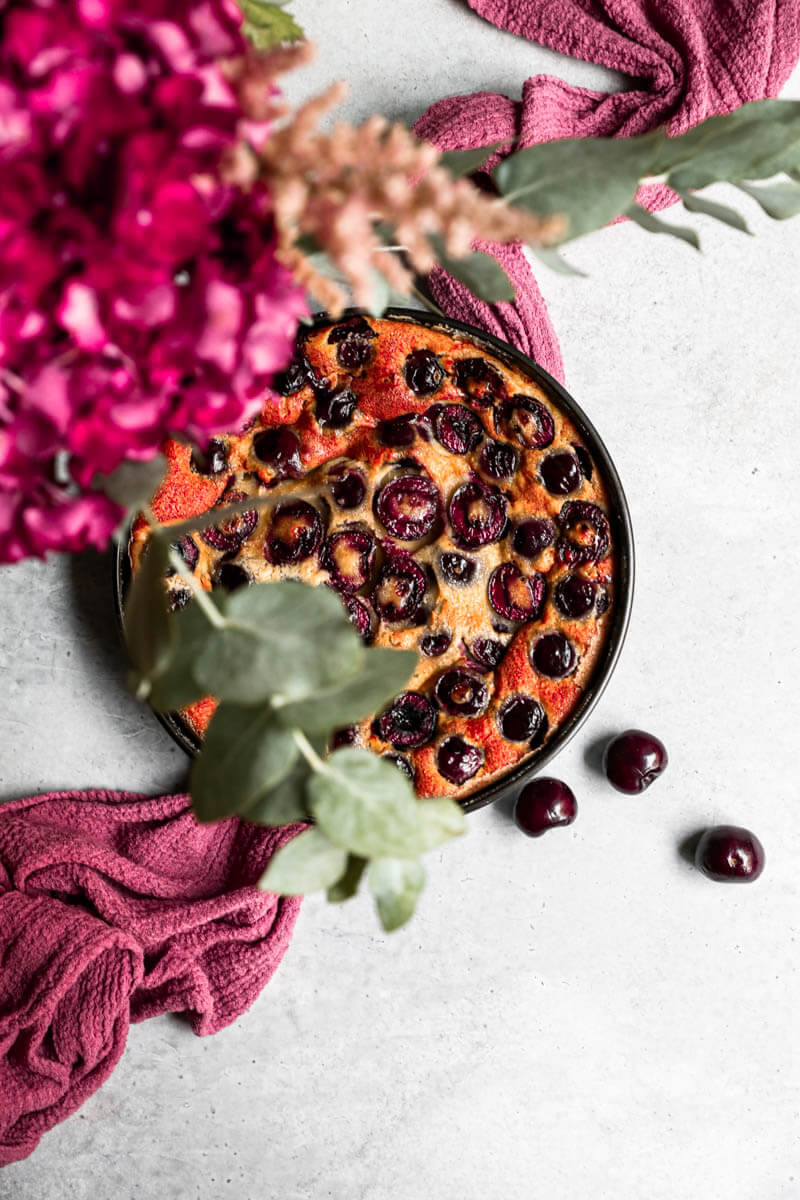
{"left": 327, "top": 855, "right": 367, "bottom": 903}
{"left": 368, "top": 858, "right": 425, "bottom": 932}
{"left": 624, "top": 203, "right": 700, "bottom": 249}
{"left": 148, "top": 597, "right": 213, "bottom": 712}
{"left": 663, "top": 100, "right": 800, "bottom": 189}
{"left": 366, "top": 268, "right": 391, "bottom": 318}
{"left": 438, "top": 141, "right": 509, "bottom": 178}
{"left": 676, "top": 189, "right": 751, "bottom": 233}
{"left": 124, "top": 534, "right": 173, "bottom": 696}
{"left": 528, "top": 245, "right": 586, "bottom": 277}
{"left": 259, "top": 828, "right": 348, "bottom": 895}
{"left": 245, "top": 761, "right": 310, "bottom": 827}
{"left": 734, "top": 178, "right": 800, "bottom": 219}
{"left": 428, "top": 234, "right": 515, "bottom": 302}
{"left": 307, "top": 748, "right": 421, "bottom": 860}
{"left": 274, "top": 648, "right": 417, "bottom": 733}
{"left": 95, "top": 454, "right": 166, "bottom": 509}
{"left": 416, "top": 797, "right": 467, "bottom": 852}
{"left": 190, "top": 702, "right": 298, "bottom": 823}
{"left": 237, "top": 0, "right": 304, "bottom": 47}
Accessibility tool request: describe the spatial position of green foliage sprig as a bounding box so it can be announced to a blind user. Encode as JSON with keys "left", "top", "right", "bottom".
{"left": 237, "top": 0, "right": 304, "bottom": 49}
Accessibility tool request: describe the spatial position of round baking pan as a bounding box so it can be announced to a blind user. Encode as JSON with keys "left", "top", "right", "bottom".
{"left": 114, "top": 306, "right": 634, "bottom": 812}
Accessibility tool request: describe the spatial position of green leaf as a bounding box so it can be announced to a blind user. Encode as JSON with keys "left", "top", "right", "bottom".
{"left": 148, "top": 597, "right": 212, "bottom": 712}
{"left": 528, "top": 245, "right": 586, "bottom": 277}
{"left": 124, "top": 534, "right": 173, "bottom": 697}
{"left": 734, "top": 179, "right": 800, "bottom": 219}
{"left": 94, "top": 454, "right": 166, "bottom": 509}
{"left": 428, "top": 234, "right": 515, "bottom": 302}
{"left": 237, "top": 0, "right": 304, "bottom": 48}
{"left": 192, "top": 581, "right": 365, "bottom": 706}
{"left": 274, "top": 647, "right": 417, "bottom": 733}
{"left": 368, "top": 858, "right": 425, "bottom": 932}
{"left": 366, "top": 268, "right": 391, "bottom": 318}
{"left": 416, "top": 797, "right": 467, "bottom": 851}
{"left": 661, "top": 100, "right": 800, "bottom": 189}
{"left": 624, "top": 203, "right": 700, "bottom": 249}
{"left": 676, "top": 189, "right": 751, "bottom": 234}
{"left": 307, "top": 748, "right": 421, "bottom": 860}
{"left": 438, "top": 141, "right": 509, "bottom": 178}
{"left": 245, "top": 761, "right": 310, "bottom": 827}
{"left": 190, "top": 702, "right": 298, "bottom": 823}
{"left": 259, "top": 828, "right": 348, "bottom": 895}
{"left": 327, "top": 855, "right": 367, "bottom": 903}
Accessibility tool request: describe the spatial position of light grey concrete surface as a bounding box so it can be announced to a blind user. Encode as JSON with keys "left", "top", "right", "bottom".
{"left": 2, "top": 2, "right": 800, "bottom": 1197}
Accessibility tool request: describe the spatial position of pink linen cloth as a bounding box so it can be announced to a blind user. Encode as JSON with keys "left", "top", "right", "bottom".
{"left": 415, "top": 0, "right": 800, "bottom": 383}
{"left": 0, "top": 789, "right": 301, "bottom": 1166}
{"left": 2, "top": 0, "right": 799, "bottom": 1172}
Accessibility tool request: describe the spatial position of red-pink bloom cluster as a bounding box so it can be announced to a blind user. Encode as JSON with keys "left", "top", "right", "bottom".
{"left": 0, "top": 0, "right": 307, "bottom": 561}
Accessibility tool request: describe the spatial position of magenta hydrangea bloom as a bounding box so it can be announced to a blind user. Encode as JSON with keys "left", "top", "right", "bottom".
{"left": 0, "top": 0, "right": 307, "bottom": 562}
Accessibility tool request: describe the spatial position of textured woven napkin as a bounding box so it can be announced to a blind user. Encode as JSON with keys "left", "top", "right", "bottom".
{"left": 2, "top": 0, "right": 799, "bottom": 1171}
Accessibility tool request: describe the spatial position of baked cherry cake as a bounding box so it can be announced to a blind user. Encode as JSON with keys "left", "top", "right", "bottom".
{"left": 131, "top": 314, "right": 616, "bottom": 801}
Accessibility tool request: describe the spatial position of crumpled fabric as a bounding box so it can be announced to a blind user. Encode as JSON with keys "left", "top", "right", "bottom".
{"left": 0, "top": 789, "right": 301, "bottom": 1166}
{"left": 415, "top": 0, "right": 800, "bottom": 381}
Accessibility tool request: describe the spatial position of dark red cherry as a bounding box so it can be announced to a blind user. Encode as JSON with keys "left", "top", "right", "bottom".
{"left": 252, "top": 427, "right": 302, "bottom": 478}
{"left": 404, "top": 348, "right": 445, "bottom": 395}
{"left": 374, "top": 474, "right": 441, "bottom": 541}
{"left": 553, "top": 574, "right": 596, "bottom": 619}
{"left": 454, "top": 357, "right": 505, "bottom": 406}
{"left": 315, "top": 385, "right": 358, "bottom": 429}
{"left": 328, "top": 465, "right": 366, "bottom": 509}
{"left": 331, "top": 725, "right": 358, "bottom": 749}
{"left": 201, "top": 489, "right": 258, "bottom": 553}
{"left": 273, "top": 356, "right": 310, "bottom": 396}
{"left": 343, "top": 594, "right": 376, "bottom": 642}
{"left": 448, "top": 480, "right": 507, "bottom": 549}
{"left": 496, "top": 395, "right": 555, "bottom": 450}
{"left": 383, "top": 753, "right": 415, "bottom": 783}
{"left": 421, "top": 631, "right": 451, "bottom": 657}
{"left": 603, "top": 730, "right": 668, "bottom": 794}
{"left": 463, "top": 637, "right": 507, "bottom": 673}
{"left": 498, "top": 695, "right": 546, "bottom": 743}
{"left": 434, "top": 668, "right": 488, "bottom": 717}
{"left": 429, "top": 404, "right": 483, "bottom": 455}
{"left": 320, "top": 526, "right": 376, "bottom": 593}
{"left": 557, "top": 501, "right": 611, "bottom": 567}
{"left": 212, "top": 560, "right": 252, "bottom": 591}
{"left": 168, "top": 586, "right": 191, "bottom": 612}
{"left": 478, "top": 439, "right": 518, "bottom": 480}
{"left": 171, "top": 535, "right": 199, "bottom": 572}
{"left": 531, "top": 632, "right": 577, "bottom": 679}
{"left": 373, "top": 548, "right": 427, "bottom": 623}
{"left": 264, "top": 500, "right": 323, "bottom": 565}
{"left": 327, "top": 317, "right": 377, "bottom": 369}
{"left": 541, "top": 451, "right": 582, "bottom": 496}
{"left": 488, "top": 563, "right": 545, "bottom": 623}
{"left": 378, "top": 414, "right": 419, "bottom": 447}
{"left": 512, "top": 518, "right": 555, "bottom": 559}
{"left": 326, "top": 316, "right": 375, "bottom": 343}
{"left": 436, "top": 737, "right": 483, "bottom": 785}
{"left": 190, "top": 437, "right": 228, "bottom": 475}
{"left": 514, "top": 778, "right": 577, "bottom": 836}
{"left": 572, "top": 443, "right": 593, "bottom": 480}
{"left": 694, "top": 826, "right": 765, "bottom": 882}
{"left": 375, "top": 692, "right": 438, "bottom": 749}
{"left": 439, "top": 551, "right": 477, "bottom": 587}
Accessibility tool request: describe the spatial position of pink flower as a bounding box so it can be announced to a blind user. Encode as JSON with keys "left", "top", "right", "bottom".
{"left": 0, "top": 0, "right": 307, "bottom": 562}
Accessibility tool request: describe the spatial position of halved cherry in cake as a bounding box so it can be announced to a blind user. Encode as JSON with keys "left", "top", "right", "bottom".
{"left": 478, "top": 439, "right": 518, "bottom": 480}
{"left": 374, "top": 474, "right": 441, "bottom": 541}
{"left": 315, "top": 385, "right": 358, "bottom": 429}
{"left": 531, "top": 632, "right": 577, "bottom": 678}
{"left": 498, "top": 695, "right": 546, "bottom": 743}
{"left": 463, "top": 637, "right": 507, "bottom": 673}
{"left": 212, "top": 560, "right": 252, "bottom": 591}
{"left": 375, "top": 691, "right": 438, "bottom": 749}
{"left": 170, "top": 535, "right": 199, "bottom": 572}
{"left": 488, "top": 563, "right": 545, "bottom": 623}
{"left": 264, "top": 500, "right": 323, "bottom": 565}
{"left": 201, "top": 489, "right": 258, "bottom": 554}
{"left": 404, "top": 348, "right": 445, "bottom": 395}
{"left": 252, "top": 427, "right": 302, "bottom": 479}
{"left": 557, "top": 501, "right": 611, "bottom": 566}
{"left": 168, "top": 586, "right": 191, "bottom": 612}
{"left": 343, "top": 594, "right": 376, "bottom": 642}
{"left": 421, "top": 631, "right": 452, "bottom": 657}
{"left": 320, "top": 525, "right": 376, "bottom": 594}
{"left": 448, "top": 480, "right": 507, "bottom": 549}
{"left": 273, "top": 355, "right": 313, "bottom": 396}
{"left": 383, "top": 752, "right": 416, "bottom": 783}
{"left": 436, "top": 736, "right": 484, "bottom": 785}
{"left": 512, "top": 518, "right": 555, "bottom": 559}
{"left": 438, "top": 550, "right": 477, "bottom": 587}
{"left": 190, "top": 437, "right": 228, "bottom": 476}
{"left": 377, "top": 414, "right": 423, "bottom": 447}
{"left": 541, "top": 451, "right": 582, "bottom": 495}
{"left": 327, "top": 316, "right": 377, "bottom": 369}
{"left": 429, "top": 404, "right": 483, "bottom": 455}
{"left": 373, "top": 547, "right": 427, "bottom": 623}
{"left": 572, "top": 443, "right": 593, "bottom": 480}
{"left": 327, "top": 464, "right": 366, "bottom": 510}
{"left": 497, "top": 395, "right": 554, "bottom": 449}
{"left": 455, "top": 357, "right": 505, "bottom": 406}
{"left": 434, "top": 668, "right": 489, "bottom": 717}
{"left": 553, "top": 573, "right": 596, "bottom": 619}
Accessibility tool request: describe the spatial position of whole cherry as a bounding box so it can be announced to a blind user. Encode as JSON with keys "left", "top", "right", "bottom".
{"left": 514, "top": 778, "right": 577, "bottom": 837}
{"left": 603, "top": 729, "right": 668, "bottom": 794}
{"left": 694, "top": 825, "right": 765, "bottom": 883}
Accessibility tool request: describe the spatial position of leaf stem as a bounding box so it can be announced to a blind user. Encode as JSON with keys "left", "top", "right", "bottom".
{"left": 142, "top": 501, "right": 227, "bottom": 632}
{"left": 293, "top": 728, "right": 332, "bottom": 776}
